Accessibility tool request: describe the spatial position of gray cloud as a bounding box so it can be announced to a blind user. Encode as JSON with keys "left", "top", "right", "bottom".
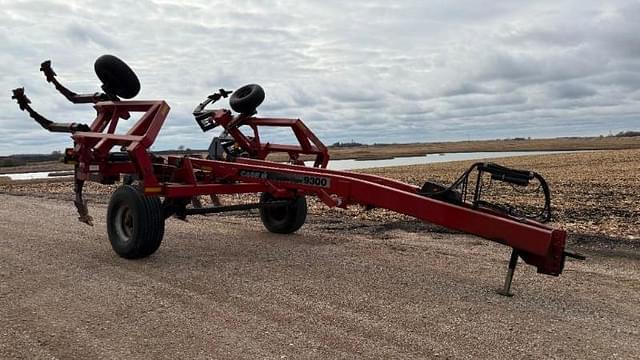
{"left": 548, "top": 83, "right": 598, "bottom": 100}
{"left": 1, "top": 0, "right": 639, "bottom": 155}
{"left": 65, "top": 22, "right": 121, "bottom": 49}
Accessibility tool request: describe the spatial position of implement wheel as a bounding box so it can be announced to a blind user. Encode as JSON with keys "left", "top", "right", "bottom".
{"left": 94, "top": 55, "right": 141, "bottom": 99}
{"left": 259, "top": 193, "right": 307, "bottom": 234}
{"left": 107, "top": 185, "right": 165, "bottom": 259}
{"left": 229, "top": 84, "right": 265, "bottom": 114}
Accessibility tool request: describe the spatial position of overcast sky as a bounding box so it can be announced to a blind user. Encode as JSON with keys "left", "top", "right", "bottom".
{"left": 1, "top": 0, "right": 639, "bottom": 155}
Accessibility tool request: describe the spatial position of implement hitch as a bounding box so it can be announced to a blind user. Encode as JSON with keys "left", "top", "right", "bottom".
{"left": 11, "top": 55, "right": 585, "bottom": 295}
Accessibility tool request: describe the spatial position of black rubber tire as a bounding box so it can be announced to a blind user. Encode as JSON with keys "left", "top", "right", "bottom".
{"left": 259, "top": 193, "right": 307, "bottom": 234}
{"left": 229, "top": 84, "right": 265, "bottom": 114}
{"left": 94, "top": 54, "right": 141, "bottom": 99}
{"left": 107, "top": 185, "right": 165, "bottom": 259}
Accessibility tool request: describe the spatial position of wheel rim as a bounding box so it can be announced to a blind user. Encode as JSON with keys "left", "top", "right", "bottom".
{"left": 114, "top": 204, "right": 134, "bottom": 242}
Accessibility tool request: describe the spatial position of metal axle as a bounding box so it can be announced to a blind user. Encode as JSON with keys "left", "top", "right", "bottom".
{"left": 183, "top": 200, "right": 290, "bottom": 216}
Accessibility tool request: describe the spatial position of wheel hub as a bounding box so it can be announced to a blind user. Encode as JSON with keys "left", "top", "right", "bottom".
{"left": 114, "top": 205, "right": 133, "bottom": 242}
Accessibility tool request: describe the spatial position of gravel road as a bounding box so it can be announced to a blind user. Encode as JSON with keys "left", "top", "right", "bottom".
{"left": 1, "top": 194, "right": 638, "bottom": 359}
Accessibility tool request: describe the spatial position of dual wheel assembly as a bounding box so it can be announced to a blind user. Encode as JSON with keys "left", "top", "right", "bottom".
{"left": 106, "top": 186, "right": 307, "bottom": 259}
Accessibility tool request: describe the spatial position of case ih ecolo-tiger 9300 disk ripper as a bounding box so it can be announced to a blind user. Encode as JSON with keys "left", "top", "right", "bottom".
{"left": 11, "top": 55, "right": 583, "bottom": 296}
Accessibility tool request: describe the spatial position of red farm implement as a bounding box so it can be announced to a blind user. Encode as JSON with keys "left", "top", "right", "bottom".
{"left": 12, "top": 55, "right": 583, "bottom": 296}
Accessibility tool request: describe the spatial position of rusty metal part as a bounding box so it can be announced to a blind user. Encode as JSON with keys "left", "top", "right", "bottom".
{"left": 73, "top": 175, "right": 93, "bottom": 226}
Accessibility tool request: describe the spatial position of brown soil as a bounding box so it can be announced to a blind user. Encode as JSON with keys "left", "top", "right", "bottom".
{"left": 353, "top": 149, "right": 640, "bottom": 242}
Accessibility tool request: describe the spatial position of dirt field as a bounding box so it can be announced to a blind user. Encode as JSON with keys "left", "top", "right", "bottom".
{"left": 357, "top": 149, "right": 640, "bottom": 242}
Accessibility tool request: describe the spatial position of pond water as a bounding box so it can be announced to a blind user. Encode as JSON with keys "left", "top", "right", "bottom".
{"left": 2, "top": 150, "right": 579, "bottom": 180}
{"left": 2, "top": 171, "right": 74, "bottom": 181}
{"left": 305, "top": 150, "right": 577, "bottom": 170}
{"left": 3, "top": 171, "right": 59, "bottom": 180}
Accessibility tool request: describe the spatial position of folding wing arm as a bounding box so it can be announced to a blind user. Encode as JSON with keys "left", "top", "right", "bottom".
{"left": 11, "top": 87, "right": 90, "bottom": 133}
{"left": 40, "top": 60, "right": 114, "bottom": 104}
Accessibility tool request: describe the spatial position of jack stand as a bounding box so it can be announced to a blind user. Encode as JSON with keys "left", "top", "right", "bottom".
{"left": 497, "top": 249, "right": 519, "bottom": 297}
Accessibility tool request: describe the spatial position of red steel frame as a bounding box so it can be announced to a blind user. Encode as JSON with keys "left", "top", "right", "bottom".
{"left": 72, "top": 100, "right": 169, "bottom": 185}
{"left": 68, "top": 99, "right": 568, "bottom": 277}
{"left": 205, "top": 109, "right": 329, "bottom": 168}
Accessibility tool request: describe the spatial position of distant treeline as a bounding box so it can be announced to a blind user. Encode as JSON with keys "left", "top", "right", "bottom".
{"left": 330, "top": 141, "right": 365, "bottom": 148}
{"left": 499, "top": 131, "right": 640, "bottom": 141}
{"left": 614, "top": 131, "right": 640, "bottom": 137}
{"left": 331, "top": 131, "right": 640, "bottom": 147}
{"left": 0, "top": 151, "right": 62, "bottom": 167}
